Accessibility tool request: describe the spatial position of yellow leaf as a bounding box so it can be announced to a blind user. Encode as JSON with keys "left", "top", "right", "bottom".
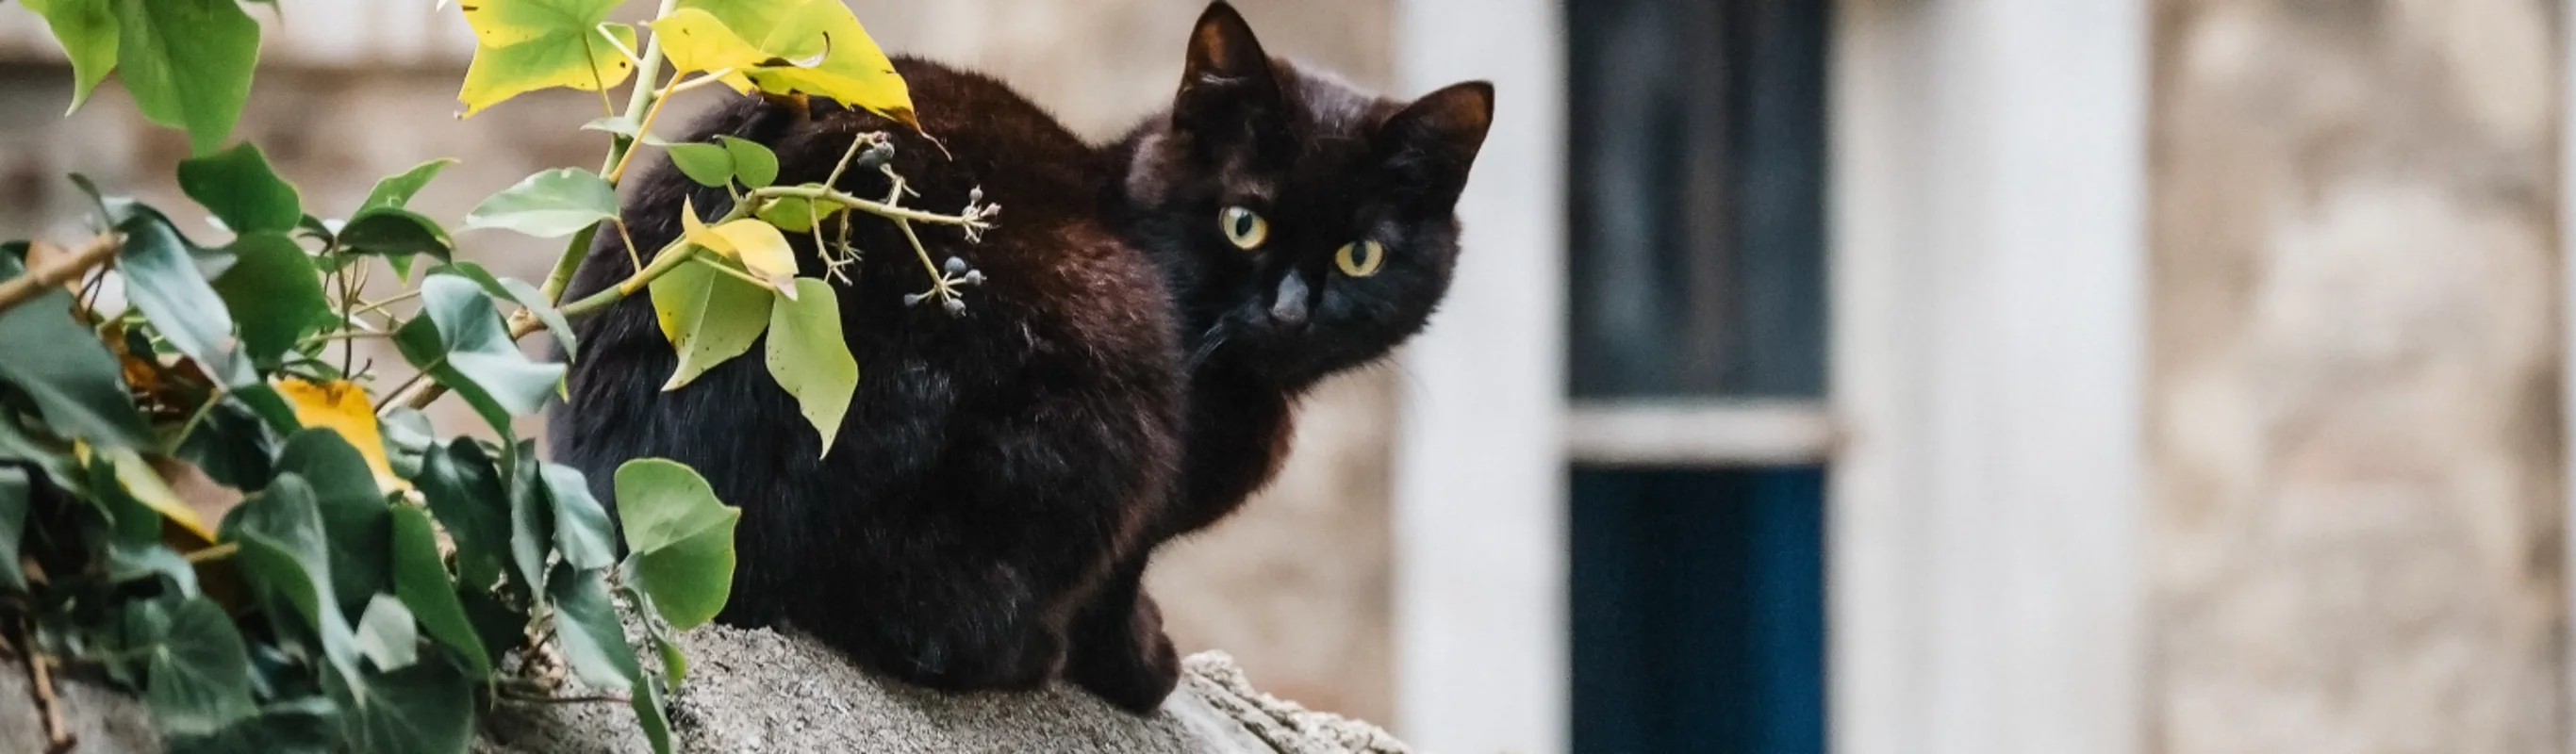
{"left": 276, "top": 378, "right": 407, "bottom": 493}
{"left": 676, "top": 197, "right": 799, "bottom": 299}
{"left": 709, "top": 220, "right": 800, "bottom": 299}
{"left": 650, "top": 8, "right": 784, "bottom": 75}
{"left": 673, "top": 0, "right": 918, "bottom": 130}
{"left": 101, "top": 447, "right": 217, "bottom": 545}
{"left": 457, "top": 0, "right": 638, "bottom": 117}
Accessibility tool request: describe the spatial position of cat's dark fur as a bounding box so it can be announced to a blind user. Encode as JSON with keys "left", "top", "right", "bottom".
{"left": 550, "top": 1, "right": 1491, "bottom": 713}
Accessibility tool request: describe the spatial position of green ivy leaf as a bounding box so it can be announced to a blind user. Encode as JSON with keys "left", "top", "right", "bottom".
{"left": 633, "top": 671, "right": 672, "bottom": 754}
{"left": 456, "top": 0, "right": 637, "bottom": 117}
{"left": 427, "top": 260, "right": 578, "bottom": 359}
{"left": 755, "top": 195, "right": 832, "bottom": 233}
{"left": 359, "top": 157, "right": 459, "bottom": 212}
{"left": 379, "top": 408, "right": 434, "bottom": 482}
{"left": 503, "top": 440, "right": 553, "bottom": 593}
{"left": 0, "top": 468, "right": 27, "bottom": 592}
{"left": 338, "top": 206, "right": 455, "bottom": 261}
{"left": 177, "top": 142, "right": 302, "bottom": 235}
{"left": 541, "top": 463, "right": 615, "bottom": 571}
{"left": 390, "top": 275, "right": 568, "bottom": 437}
{"left": 719, "top": 136, "right": 779, "bottom": 188}
{"left": 176, "top": 398, "right": 276, "bottom": 490}
{"left": 0, "top": 253, "right": 151, "bottom": 450}
{"left": 18, "top": 0, "right": 119, "bottom": 113}
{"left": 213, "top": 231, "right": 329, "bottom": 365}
{"left": 274, "top": 429, "right": 392, "bottom": 617}
{"left": 106, "top": 540, "right": 201, "bottom": 598}
{"left": 117, "top": 208, "right": 249, "bottom": 384}
{"left": 462, "top": 168, "right": 621, "bottom": 238}
{"left": 115, "top": 0, "right": 262, "bottom": 155}
{"left": 223, "top": 474, "right": 363, "bottom": 687}
{"left": 129, "top": 597, "right": 257, "bottom": 737}
{"left": 665, "top": 142, "right": 735, "bottom": 188}
{"left": 415, "top": 440, "right": 512, "bottom": 591}
{"left": 353, "top": 594, "right": 420, "bottom": 673}
{"left": 648, "top": 259, "right": 773, "bottom": 391}
{"left": 766, "top": 278, "right": 858, "bottom": 455}
{"left": 389, "top": 505, "right": 491, "bottom": 680}
{"left": 548, "top": 563, "right": 639, "bottom": 690}
{"left": 327, "top": 656, "right": 471, "bottom": 754}
{"left": 613, "top": 459, "right": 738, "bottom": 630}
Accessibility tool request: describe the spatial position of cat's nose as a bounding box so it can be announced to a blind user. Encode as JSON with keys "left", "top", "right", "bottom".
{"left": 1268, "top": 270, "right": 1311, "bottom": 332}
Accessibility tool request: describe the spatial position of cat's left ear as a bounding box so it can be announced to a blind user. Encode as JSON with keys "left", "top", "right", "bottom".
{"left": 1379, "top": 81, "right": 1495, "bottom": 196}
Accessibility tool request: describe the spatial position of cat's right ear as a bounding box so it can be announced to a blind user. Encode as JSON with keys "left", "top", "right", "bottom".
{"left": 1174, "top": 2, "right": 1280, "bottom": 137}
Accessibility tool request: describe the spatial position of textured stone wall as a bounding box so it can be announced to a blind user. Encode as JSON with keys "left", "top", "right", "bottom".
{"left": 0, "top": 0, "right": 1399, "bottom": 724}
{"left": 2148, "top": 0, "right": 2566, "bottom": 751}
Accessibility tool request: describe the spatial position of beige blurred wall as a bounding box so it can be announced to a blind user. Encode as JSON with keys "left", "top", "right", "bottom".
{"left": 2148, "top": 0, "right": 2567, "bottom": 751}
{"left": 0, "top": 0, "right": 1400, "bottom": 723}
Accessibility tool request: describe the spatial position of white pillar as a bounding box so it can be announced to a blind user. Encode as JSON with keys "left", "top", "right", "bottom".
{"left": 1830, "top": 0, "right": 2147, "bottom": 752}
{"left": 1390, "top": 0, "right": 1569, "bottom": 751}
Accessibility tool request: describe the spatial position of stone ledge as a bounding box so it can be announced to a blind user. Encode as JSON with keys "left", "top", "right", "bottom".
{"left": 4, "top": 624, "right": 1412, "bottom": 753}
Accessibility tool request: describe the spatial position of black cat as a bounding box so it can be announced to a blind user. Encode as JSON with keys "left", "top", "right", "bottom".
{"left": 550, "top": 1, "right": 1490, "bottom": 713}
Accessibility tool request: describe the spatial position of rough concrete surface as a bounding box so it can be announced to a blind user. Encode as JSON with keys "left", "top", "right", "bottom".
{"left": 4, "top": 624, "right": 1411, "bottom": 753}
{"left": 2149, "top": 0, "right": 2566, "bottom": 752}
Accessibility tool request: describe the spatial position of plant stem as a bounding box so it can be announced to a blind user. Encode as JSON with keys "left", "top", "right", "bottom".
{"left": 0, "top": 232, "right": 118, "bottom": 316}
{"left": 750, "top": 185, "right": 990, "bottom": 228}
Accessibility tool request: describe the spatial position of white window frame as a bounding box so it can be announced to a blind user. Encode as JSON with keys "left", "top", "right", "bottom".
{"left": 1393, "top": 1, "right": 2146, "bottom": 753}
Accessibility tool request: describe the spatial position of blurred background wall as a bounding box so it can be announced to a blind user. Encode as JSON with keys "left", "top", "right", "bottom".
{"left": 2149, "top": 0, "right": 2566, "bottom": 750}
{"left": 4, "top": 1, "right": 2574, "bottom": 753}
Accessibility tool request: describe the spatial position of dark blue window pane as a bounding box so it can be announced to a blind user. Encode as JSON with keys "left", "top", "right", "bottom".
{"left": 1567, "top": 0, "right": 1829, "bottom": 398}
{"left": 1570, "top": 467, "right": 1827, "bottom": 754}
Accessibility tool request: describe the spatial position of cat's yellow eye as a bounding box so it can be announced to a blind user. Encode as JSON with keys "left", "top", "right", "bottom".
{"left": 1220, "top": 206, "right": 1268, "bottom": 250}
{"left": 1335, "top": 240, "right": 1386, "bottom": 277}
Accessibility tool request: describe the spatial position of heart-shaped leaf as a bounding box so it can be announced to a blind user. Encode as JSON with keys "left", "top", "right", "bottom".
{"left": 766, "top": 278, "right": 856, "bottom": 456}
{"left": 415, "top": 440, "right": 512, "bottom": 591}
{"left": 117, "top": 208, "right": 249, "bottom": 385}
{"left": 115, "top": 0, "right": 261, "bottom": 154}
{"left": 614, "top": 459, "right": 738, "bottom": 631}
{"left": 463, "top": 168, "right": 621, "bottom": 238}
{"left": 426, "top": 260, "right": 578, "bottom": 359}
{"left": 213, "top": 231, "right": 328, "bottom": 365}
{"left": 223, "top": 474, "right": 362, "bottom": 687}
{"left": 675, "top": 0, "right": 918, "bottom": 130}
{"left": 338, "top": 206, "right": 454, "bottom": 261}
{"left": 276, "top": 379, "right": 405, "bottom": 494}
{"left": 457, "top": 0, "right": 637, "bottom": 117}
{"left": 548, "top": 563, "right": 640, "bottom": 690}
{"left": 0, "top": 253, "right": 150, "bottom": 449}
{"left": 540, "top": 462, "right": 614, "bottom": 571}
{"left": 647, "top": 256, "right": 772, "bottom": 391}
{"left": 18, "top": 0, "right": 120, "bottom": 112}
{"left": 389, "top": 504, "right": 491, "bottom": 680}
{"left": 273, "top": 429, "right": 392, "bottom": 617}
{"left": 128, "top": 597, "right": 256, "bottom": 736}
{"left": 679, "top": 197, "right": 798, "bottom": 296}
{"left": 390, "top": 275, "right": 568, "bottom": 437}
{"left": 720, "top": 136, "right": 778, "bottom": 188}
{"left": 177, "top": 142, "right": 301, "bottom": 234}
{"left": 665, "top": 142, "right": 735, "bottom": 188}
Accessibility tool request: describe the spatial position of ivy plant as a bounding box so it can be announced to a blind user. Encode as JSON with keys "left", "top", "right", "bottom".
{"left": 0, "top": 0, "right": 997, "bottom": 751}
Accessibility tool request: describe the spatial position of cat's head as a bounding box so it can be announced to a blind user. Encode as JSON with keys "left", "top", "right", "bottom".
{"left": 1119, "top": 1, "right": 1493, "bottom": 388}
